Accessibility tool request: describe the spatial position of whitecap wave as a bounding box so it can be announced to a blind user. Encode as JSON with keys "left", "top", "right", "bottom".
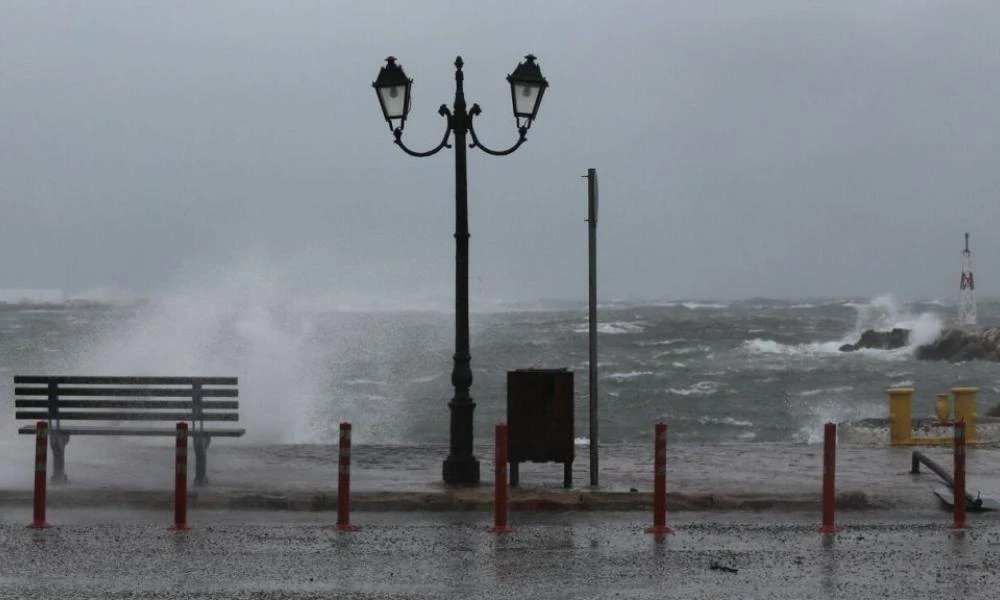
{"left": 742, "top": 338, "right": 844, "bottom": 356}
{"left": 652, "top": 345, "right": 709, "bottom": 358}
{"left": 636, "top": 338, "right": 688, "bottom": 347}
{"left": 845, "top": 293, "right": 944, "bottom": 345}
{"left": 667, "top": 381, "right": 720, "bottom": 396}
{"left": 697, "top": 416, "right": 753, "bottom": 427}
{"left": 743, "top": 293, "right": 946, "bottom": 360}
{"left": 574, "top": 322, "right": 645, "bottom": 335}
{"left": 798, "top": 386, "right": 855, "bottom": 397}
{"left": 606, "top": 370, "right": 654, "bottom": 381}
{"left": 680, "top": 302, "right": 728, "bottom": 310}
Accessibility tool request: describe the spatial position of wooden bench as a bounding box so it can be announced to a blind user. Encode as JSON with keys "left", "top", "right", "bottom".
{"left": 15, "top": 375, "right": 245, "bottom": 486}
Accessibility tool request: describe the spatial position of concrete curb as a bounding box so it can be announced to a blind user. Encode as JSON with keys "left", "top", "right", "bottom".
{"left": 0, "top": 488, "right": 887, "bottom": 512}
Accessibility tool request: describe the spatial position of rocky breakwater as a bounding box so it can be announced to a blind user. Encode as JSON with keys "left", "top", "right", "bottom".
{"left": 839, "top": 326, "right": 1000, "bottom": 362}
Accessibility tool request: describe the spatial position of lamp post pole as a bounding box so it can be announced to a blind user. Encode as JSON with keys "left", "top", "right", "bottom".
{"left": 448, "top": 57, "right": 476, "bottom": 484}
{"left": 373, "top": 55, "right": 548, "bottom": 485}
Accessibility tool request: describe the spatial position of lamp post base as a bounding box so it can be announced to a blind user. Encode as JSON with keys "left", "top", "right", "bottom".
{"left": 442, "top": 455, "right": 480, "bottom": 485}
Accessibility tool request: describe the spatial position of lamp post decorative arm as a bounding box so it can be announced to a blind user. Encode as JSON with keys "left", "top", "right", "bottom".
{"left": 467, "top": 104, "right": 528, "bottom": 156}
{"left": 392, "top": 106, "right": 454, "bottom": 158}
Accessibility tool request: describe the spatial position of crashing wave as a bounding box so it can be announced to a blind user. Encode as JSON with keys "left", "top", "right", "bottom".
{"left": 840, "top": 326, "right": 1000, "bottom": 362}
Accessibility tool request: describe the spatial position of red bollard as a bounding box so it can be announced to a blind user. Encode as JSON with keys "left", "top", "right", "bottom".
{"left": 489, "top": 423, "right": 512, "bottom": 533}
{"left": 169, "top": 422, "right": 190, "bottom": 531}
{"left": 335, "top": 422, "right": 360, "bottom": 531}
{"left": 953, "top": 421, "right": 966, "bottom": 529}
{"left": 646, "top": 422, "right": 673, "bottom": 534}
{"left": 28, "top": 421, "right": 50, "bottom": 529}
{"left": 820, "top": 422, "right": 842, "bottom": 534}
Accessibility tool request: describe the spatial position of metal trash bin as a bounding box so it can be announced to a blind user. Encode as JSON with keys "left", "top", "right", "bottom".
{"left": 506, "top": 368, "right": 574, "bottom": 488}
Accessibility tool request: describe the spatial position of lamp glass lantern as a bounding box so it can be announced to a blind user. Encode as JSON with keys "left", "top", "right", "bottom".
{"left": 506, "top": 54, "right": 548, "bottom": 129}
{"left": 373, "top": 56, "right": 412, "bottom": 129}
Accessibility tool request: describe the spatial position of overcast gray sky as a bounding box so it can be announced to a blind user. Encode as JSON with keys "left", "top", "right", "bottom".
{"left": 2, "top": 1, "right": 999, "bottom": 304}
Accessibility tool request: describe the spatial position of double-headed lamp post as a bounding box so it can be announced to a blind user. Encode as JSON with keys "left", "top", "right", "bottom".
{"left": 373, "top": 55, "right": 548, "bottom": 485}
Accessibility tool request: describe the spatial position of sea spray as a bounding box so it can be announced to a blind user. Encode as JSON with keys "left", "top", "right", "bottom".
{"left": 908, "top": 312, "right": 944, "bottom": 348}
{"left": 69, "top": 282, "right": 325, "bottom": 444}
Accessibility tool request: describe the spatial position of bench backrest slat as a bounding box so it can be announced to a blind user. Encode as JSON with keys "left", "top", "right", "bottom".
{"left": 16, "top": 399, "right": 239, "bottom": 410}
{"left": 15, "top": 411, "right": 240, "bottom": 422}
{"left": 14, "top": 376, "right": 237, "bottom": 386}
{"left": 15, "top": 387, "right": 238, "bottom": 398}
{"left": 13, "top": 375, "right": 240, "bottom": 426}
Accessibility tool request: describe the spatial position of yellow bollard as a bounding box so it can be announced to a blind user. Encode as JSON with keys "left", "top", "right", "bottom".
{"left": 935, "top": 393, "right": 951, "bottom": 424}
{"left": 887, "top": 388, "right": 914, "bottom": 445}
{"left": 952, "top": 387, "right": 979, "bottom": 443}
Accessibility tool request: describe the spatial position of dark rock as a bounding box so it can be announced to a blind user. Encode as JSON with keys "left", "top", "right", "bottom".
{"left": 839, "top": 328, "right": 910, "bottom": 352}
{"left": 840, "top": 326, "right": 1000, "bottom": 362}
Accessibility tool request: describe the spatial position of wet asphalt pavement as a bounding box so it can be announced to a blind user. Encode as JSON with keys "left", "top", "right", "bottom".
{"left": 2, "top": 509, "right": 1000, "bottom": 599}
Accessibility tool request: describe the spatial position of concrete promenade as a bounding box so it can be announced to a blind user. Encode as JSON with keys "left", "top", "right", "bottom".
{"left": 1, "top": 438, "right": 1000, "bottom": 513}
{"left": 3, "top": 440, "right": 1000, "bottom": 598}
{"left": 3, "top": 509, "right": 1000, "bottom": 599}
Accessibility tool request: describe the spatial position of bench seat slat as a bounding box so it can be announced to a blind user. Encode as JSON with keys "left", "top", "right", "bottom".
{"left": 15, "top": 411, "right": 239, "bottom": 422}
{"left": 14, "top": 387, "right": 238, "bottom": 398}
{"left": 18, "top": 425, "right": 246, "bottom": 437}
{"left": 15, "top": 399, "right": 239, "bottom": 410}
{"left": 14, "top": 376, "right": 237, "bottom": 386}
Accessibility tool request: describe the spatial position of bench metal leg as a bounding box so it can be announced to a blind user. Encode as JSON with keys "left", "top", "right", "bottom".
{"left": 563, "top": 460, "right": 572, "bottom": 489}
{"left": 510, "top": 461, "right": 519, "bottom": 487}
{"left": 50, "top": 432, "right": 70, "bottom": 485}
{"left": 193, "top": 436, "right": 210, "bottom": 487}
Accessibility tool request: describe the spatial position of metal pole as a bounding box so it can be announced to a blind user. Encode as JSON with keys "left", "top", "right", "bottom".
{"left": 29, "top": 421, "right": 50, "bottom": 529}
{"left": 442, "top": 56, "right": 480, "bottom": 485}
{"left": 820, "top": 422, "right": 841, "bottom": 533}
{"left": 586, "top": 168, "right": 599, "bottom": 487}
{"left": 488, "top": 423, "right": 512, "bottom": 533}
{"left": 169, "top": 422, "right": 189, "bottom": 531}
{"left": 646, "top": 422, "right": 672, "bottom": 534}
{"left": 953, "top": 421, "right": 966, "bottom": 529}
{"left": 336, "top": 422, "right": 360, "bottom": 531}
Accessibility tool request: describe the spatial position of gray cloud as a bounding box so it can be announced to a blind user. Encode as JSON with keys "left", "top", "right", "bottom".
{"left": 2, "top": 1, "right": 998, "bottom": 303}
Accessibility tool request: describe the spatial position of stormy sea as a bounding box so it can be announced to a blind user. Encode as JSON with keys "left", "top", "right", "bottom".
{"left": 2, "top": 290, "right": 995, "bottom": 449}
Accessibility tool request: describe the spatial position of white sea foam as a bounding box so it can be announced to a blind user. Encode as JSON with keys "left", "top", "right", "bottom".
{"left": 645, "top": 301, "right": 727, "bottom": 310}
{"left": 574, "top": 322, "right": 645, "bottom": 335}
{"left": 742, "top": 338, "right": 844, "bottom": 356}
{"left": 667, "top": 381, "right": 720, "bottom": 396}
{"left": 697, "top": 416, "right": 753, "bottom": 427}
{"left": 636, "top": 338, "right": 688, "bottom": 347}
{"left": 680, "top": 302, "right": 728, "bottom": 310}
{"left": 343, "top": 378, "right": 385, "bottom": 386}
{"left": 653, "top": 345, "right": 709, "bottom": 359}
{"left": 798, "top": 386, "right": 855, "bottom": 397}
{"left": 606, "top": 370, "right": 654, "bottom": 381}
